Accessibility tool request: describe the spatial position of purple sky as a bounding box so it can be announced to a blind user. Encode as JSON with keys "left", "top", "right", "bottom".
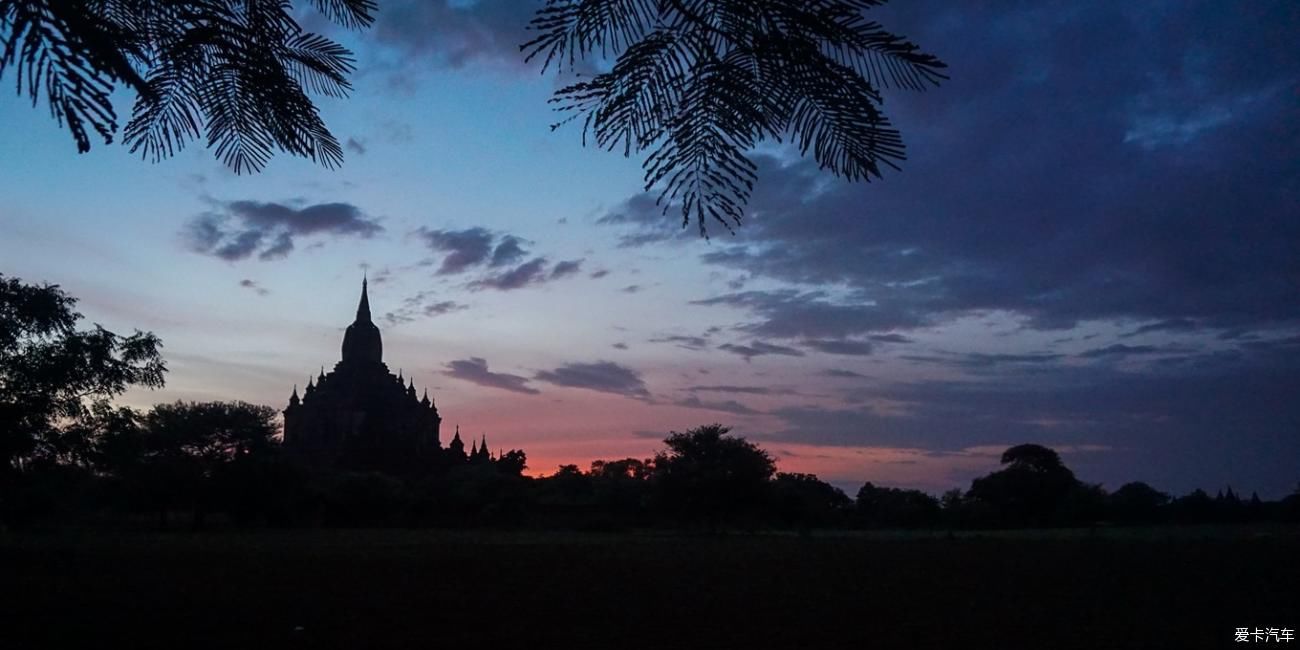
{"left": 1, "top": 0, "right": 1297, "bottom": 496}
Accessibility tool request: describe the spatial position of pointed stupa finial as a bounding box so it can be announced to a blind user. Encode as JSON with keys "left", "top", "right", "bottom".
{"left": 289, "top": 384, "right": 300, "bottom": 405}
{"left": 319, "top": 366, "right": 325, "bottom": 381}
{"left": 421, "top": 388, "right": 431, "bottom": 406}
{"left": 356, "top": 274, "right": 372, "bottom": 323}
{"left": 398, "top": 368, "right": 403, "bottom": 382}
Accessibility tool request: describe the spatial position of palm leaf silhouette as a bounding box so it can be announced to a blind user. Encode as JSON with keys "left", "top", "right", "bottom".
{"left": 0, "top": 0, "right": 374, "bottom": 172}
{"left": 526, "top": 0, "right": 946, "bottom": 236}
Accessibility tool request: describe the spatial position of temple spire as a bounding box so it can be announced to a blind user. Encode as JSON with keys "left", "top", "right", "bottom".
{"left": 341, "top": 275, "right": 383, "bottom": 363}
{"left": 356, "top": 276, "right": 372, "bottom": 323}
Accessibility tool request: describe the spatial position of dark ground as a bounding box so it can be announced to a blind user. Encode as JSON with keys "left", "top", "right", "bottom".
{"left": 2, "top": 526, "right": 1297, "bottom": 649}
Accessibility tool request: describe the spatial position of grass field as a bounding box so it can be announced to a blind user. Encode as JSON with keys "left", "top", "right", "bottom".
{"left": 3, "top": 526, "right": 1297, "bottom": 648}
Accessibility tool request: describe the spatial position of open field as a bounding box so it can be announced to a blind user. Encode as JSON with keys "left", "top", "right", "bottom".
{"left": 3, "top": 527, "right": 1298, "bottom": 649}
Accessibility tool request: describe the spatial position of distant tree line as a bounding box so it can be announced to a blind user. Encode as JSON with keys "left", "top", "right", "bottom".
{"left": 4, "top": 274, "right": 1300, "bottom": 531}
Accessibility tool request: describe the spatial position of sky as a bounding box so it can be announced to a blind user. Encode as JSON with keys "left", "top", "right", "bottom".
{"left": 1, "top": 0, "right": 1297, "bottom": 496}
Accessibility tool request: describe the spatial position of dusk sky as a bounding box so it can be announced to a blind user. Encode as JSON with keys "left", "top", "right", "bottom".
{"left": 1, "top": 1, "right": 1296, "bottom": 496}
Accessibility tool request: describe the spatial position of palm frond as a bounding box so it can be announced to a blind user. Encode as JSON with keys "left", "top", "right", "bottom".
{"left": 523, "top": 0, "right": 661, "bottom": 73}
{"left": 308, "top": 0, "right": 377, "bottom": 30}
{"left": 527, "top": 0, "right": 947, "bottom": 236}
{"left": 3, "top": 0, "right": 368, "bottom": 172}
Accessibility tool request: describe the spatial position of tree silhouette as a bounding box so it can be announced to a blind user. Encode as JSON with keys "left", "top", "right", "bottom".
{"left": 651, "top": 423, "right": 775, "bottom": 523}
{"left": 526, "top": 0, "right": 946, "bottom": 235}
{"left": 771, "top": 472, "right": 850, "bottom": 528}
{"left": 1109, "top": 481, "right": 1170, "bottom": 523}
{"left": 967, "top": 443, "right": 1080, "bottom": 526}
{"left": 143, "top": 400, "right": 279, "bottom": 465}
{"left": 496, "top": 449, "right": 528, "bottom": 476}
{"left": 855, "top": 480, "right": 939, "bottom": 527}
{"left": 998, "top": 443, "right": 1070, "bottom": 474}
{"left": 0, "top": 274, "right": 165, "bottom": 478}
{"left": 135, "top": 400, "right": 280, "bottom": 527}
{"left": 0, "top": 0, "right": 374, "bottom": 172}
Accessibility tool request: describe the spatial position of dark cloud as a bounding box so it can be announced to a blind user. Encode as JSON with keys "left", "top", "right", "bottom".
{"left": 345, "top": 137, "right": 366, "bottom": 155}
{"left": 1241, "top": 334, "right": 1300, "bottom": 353}
{"left": 444, "top": 357, "right": 539, "bottom": 395}
{"left": 692, "top": 290, "right": 921, "bottom": 339}
{"left": 472, "top": 257, "right": 549, "bottom": 291}
{"left": 605, "top": 2, "right": 1298, "bottom": 342}
{"left": 491, "top": 235, "right": 528, "bottom": 267}
{"left": 822, "top": 369, "right": 867, "bottom": 379}
{"left": 674, "top": 395, "right": 761, "bottom": 416}
{"left": 648, "top": 334, "right": 710, "bottom": 351}
{"left": 415, "top": 227, "right": 496, "bottom": 274}
{"left": 259, "top": 232, "right": 294, "bottom": 260}
{"left": 412, "top": 229, "right": 580, "bottom": 290}
{"left": 1122, "top": 318, "right": 1200, "bottom": 337}
{"left": 424, "top": 301, "right": 466, "bottom": 316}
{"left": 185, "top": 200, "right": 380, "bottom": 261}
{"left": 370, "top": 0, "right": 535, "bottom": 70}
{"left": 589, "top": 269, "right": 611, "bottom": 279}
{"left": 596, "top": 193, "right": 696, "bottom": 248}
{"left": 535, "top": 361, "right": 650, "bottom": 399}
{"left": 583, "top": 0, "right": 1300, "bottom": 495}
{"left": 718, "top": 341, "right": 806, "bottom": 362}
{"left": 551, "top": 259, "right": 584, "bottom": 279}
{"left": 238, "top": 279, "right": 269, "bottom": 296}
{"left": 1079, "top": 344, "right": 1164, "bottom": 359}
{"left": 687, "top": 385, "right": 773, "bottom": 395}
{"left": 621, "top": 284, "right": 642, "bottom": 294}
{"left": 803, "top": 338, "right": 875, "bottom": 356}
{"left": 612, "top": 342, "right": 629, "bottom": 350}
{"left": 774, "top": 343, "right": 1300, "bottom": 495}
{"left": 383, "top": 291, "right": 468, "bottom": 325}
{"left": 901, "top": 352, "right": 1066, "bottom": 370}
{"left": 871, "top": 333, "right": 913, "bottom": 344}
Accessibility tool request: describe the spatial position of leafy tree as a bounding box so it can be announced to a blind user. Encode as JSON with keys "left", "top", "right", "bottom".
{"left": 1168, "top": 488, "right": 1215, "bottom": 524}
{"left": 588, "top": 457, "right": 653, "bottom": 521}
{"left": 771, "top": 472, "right": 850, "bottom": 528}
{"left": 143, "top": 400, "right": 279, "bottom": 465}
{"left": 939, "top": 488, "right": 963, "bottom": 511}
{"left": 496, "top": 448, "right": 528, "bottom": 476}
{"left": 1109, "top": 481, "right": 1169, "bottom": 524}
{"left": 0, "top": 0, "right": 375, "bottom": 172}
{"left": 854, "top": 481, "right": 939, "bottom": 528}
{"left": 1281, "top": 484, "right": 1300, "bottom": 523}
{"left": 967, "top": 443, "right": 1080, "bottom": 526}
{"left": 999, "top": 443, "right": 1071, "bottom": 474}
{"left": 130, "top": 400, "right": 280, "bottom": 527}
{"left": 590, "top": 457, "right": 653, "bottom": 481}
{"left": 1058, "top": 481, "right": 1107, "bottom": 526}
{"left": 650, "top": 423, "right": 775, "bottom": 523}
{"left": 1, "top": 274, "right": 164, "bottom": 478}
{"left": 536, "top": 463, "right": 595, "bottom": 508}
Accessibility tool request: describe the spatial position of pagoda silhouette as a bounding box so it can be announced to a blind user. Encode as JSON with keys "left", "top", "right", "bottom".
{"left": 283, "top": 278, "right": 450, "bottom": 474}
